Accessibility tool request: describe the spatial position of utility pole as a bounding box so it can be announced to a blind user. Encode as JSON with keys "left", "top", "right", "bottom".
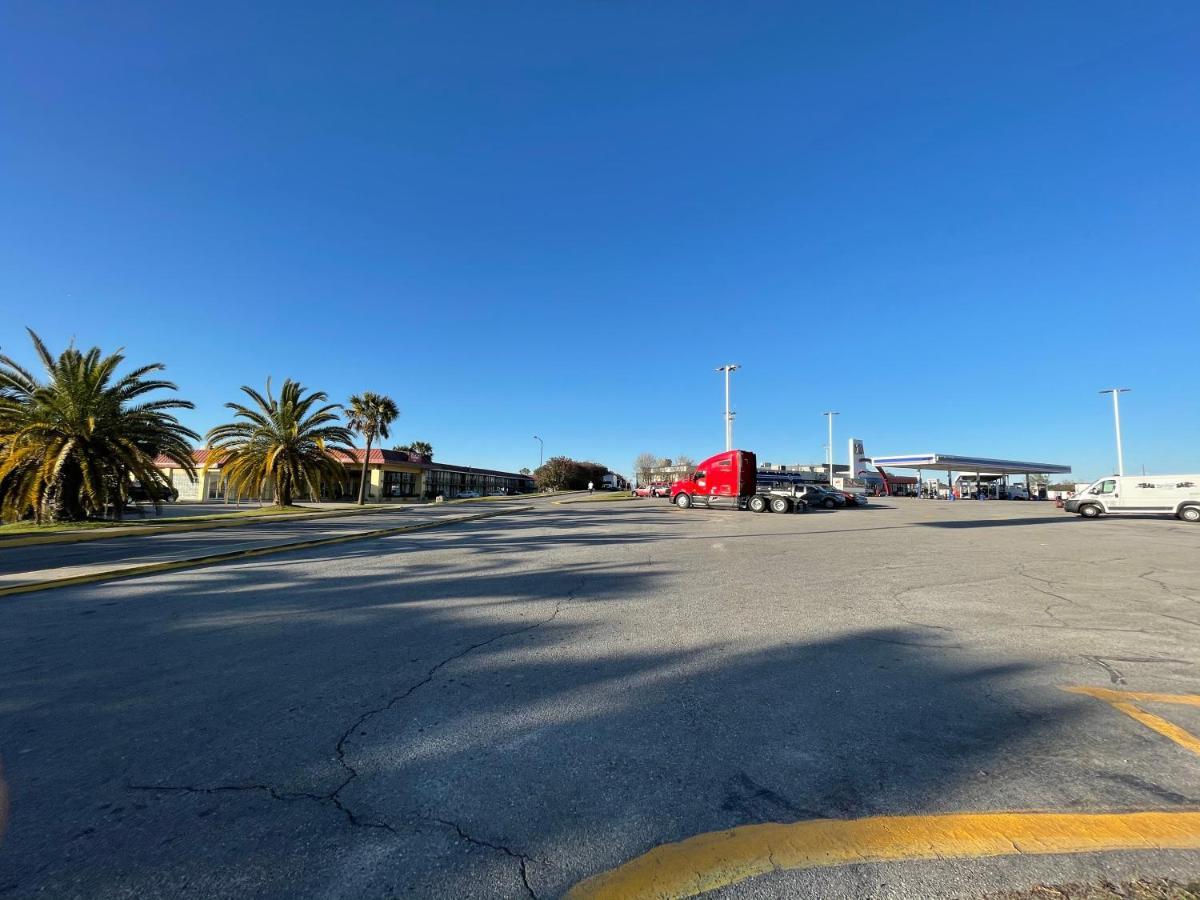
{"left": 715, "top": 364, "right": 740, "bottom": 450}
{"left": 532, "top": 434, "right": 544, "bottom": 469}
{"left": 823, "top": 411, "right": 839, "bottom": 486}
{"left": 1098, "top": 389, "right": 1130, "bottom": 476}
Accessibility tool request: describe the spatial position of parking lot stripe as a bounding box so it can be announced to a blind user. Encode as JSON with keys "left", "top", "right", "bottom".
{"left": 1063, "top": 685, "right": 1200, "bottom": 707}
{"left": 1063, "top": 685, "right": 1200, "bottom": 757}
{"left": 566, "top": 811, "right": 1200, "bottom": 900}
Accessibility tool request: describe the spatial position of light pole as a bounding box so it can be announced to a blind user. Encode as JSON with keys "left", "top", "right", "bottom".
{"left": 715, "top": 364, "right": 740, "bottom": 450}
{"left": 823, "top": 411, "right": 839, "bottom": 486}
{"left": 1098, "top": 389, "right": 1130, "bottom": 475}
{"left": 532, "top": 434, "right": 543, "bottom": 469}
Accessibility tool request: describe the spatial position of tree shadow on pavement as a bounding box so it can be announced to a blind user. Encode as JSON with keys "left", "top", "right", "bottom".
{"left": 921, "top": 517, "right": 1079, "bottom": 529}
{"left": 0, "top": 504, "right": 1107, "bottom": 899}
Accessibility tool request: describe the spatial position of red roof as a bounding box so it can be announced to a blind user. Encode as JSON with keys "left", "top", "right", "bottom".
{"left": 154, "top": 447, "right": 426, "bottom": 468}
{"left": 154, "top": 448, "right": 224, "bottom": 467}
{"left": 328, "top": 448, "right": 425, "bottom": 465}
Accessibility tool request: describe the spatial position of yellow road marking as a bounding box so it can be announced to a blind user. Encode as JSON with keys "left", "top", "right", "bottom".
{"left": 566, "top": 811, "right": 1200, "bottom": 900}
{"left": 0, "top": 507, "right": 530, "bottom": 598}
{"left": 1063, "top": 685, "right": 1200, "bottom": 757}
{"left": 1063, "top": 685, "right": 1200, "bottom": 707}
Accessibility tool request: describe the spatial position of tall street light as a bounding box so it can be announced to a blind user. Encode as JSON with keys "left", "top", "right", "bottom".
{"left": 823, "top": 411, "right": 839, "bottom": 486}
{"left": 533, "top": 434, "right": 544, "bottom": 469}
{"left": 1098, "top": 389, "right": 1130, "bottom": 476}
{"left": 715, "top": 364, "right": 740, "bottom": 451}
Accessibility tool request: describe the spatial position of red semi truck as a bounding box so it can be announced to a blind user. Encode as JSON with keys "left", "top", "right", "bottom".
{"left": 669, "top": 449, "right": 808, "bottom": 513}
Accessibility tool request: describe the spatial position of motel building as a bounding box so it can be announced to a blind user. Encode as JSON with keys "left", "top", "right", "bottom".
{"left": 154, "top": 448, "right": 535, "bottom": 503}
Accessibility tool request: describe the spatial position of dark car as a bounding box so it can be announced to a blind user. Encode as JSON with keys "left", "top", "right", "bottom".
{"left": 128, "top": 482, "right": 178, "bottom": 503}
{"left": 794, "top": 484, "right": 845, "bottom": 509}
{"left": 837, "top": 490, "right": 869, "bottom": 507}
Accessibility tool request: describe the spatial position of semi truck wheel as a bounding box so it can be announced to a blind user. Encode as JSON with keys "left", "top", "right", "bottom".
{"left": 1179, "top": 505, "right": 1200, "bottom": 523}
{"left": 1079, "top": 503, "right": 1102, "bottom": 518}
{"left": 769, "top": 497, "right": 791, "bottom": 514}
{"left": 674, "top": 493, "right": 692, "bottom": 509}
{"left": 748, "top": 495, "right": 768, "bottom": 513}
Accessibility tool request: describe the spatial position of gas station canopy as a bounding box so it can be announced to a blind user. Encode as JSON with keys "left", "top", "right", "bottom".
{"left": 870, "top": 453, "right": 1071, "bottom": 476}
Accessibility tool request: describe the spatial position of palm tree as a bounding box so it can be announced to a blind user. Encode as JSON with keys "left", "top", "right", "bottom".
{"left": 0, "top": 329, "right": 198, "bottom": 523}
{"left": 207, "top": 379, "right": 353, "bottom": 507}
{"left": 346, "top": 392, "right": 400, "bottom": 504}
{"left": 405, "top": 440, "right": 433, "bottom": 460}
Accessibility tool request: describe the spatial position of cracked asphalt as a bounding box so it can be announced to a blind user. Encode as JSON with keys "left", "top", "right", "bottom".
{"left": 1, "top": 497, "right": 1198, "bottom": 898}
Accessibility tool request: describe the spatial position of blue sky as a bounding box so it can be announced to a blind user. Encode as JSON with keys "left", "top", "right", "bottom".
{"left": 2, "top": 1, "right": 1197, "bottom": 481}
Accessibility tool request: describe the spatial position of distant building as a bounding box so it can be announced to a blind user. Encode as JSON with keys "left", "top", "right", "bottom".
{"left": 640, "top": 462, "right": 692, "bottom": 485}
{"left": 759, "top": 462, "right": 850, "bottom": 480}
{"left": 601, "top": 472, "right": 629, "bottom": 490}
{"left": 155, "top": 448, "right": 535, "bottom": 502}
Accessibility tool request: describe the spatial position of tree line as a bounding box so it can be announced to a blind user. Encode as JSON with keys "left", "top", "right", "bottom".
{"left": 532, "top": 457, "right": 610, "bottom": 491}
{"left": 0, "top": 330, "right": 436, "bottom": 523}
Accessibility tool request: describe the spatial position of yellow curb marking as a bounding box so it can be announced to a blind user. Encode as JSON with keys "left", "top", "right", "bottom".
{"left": 1063, "top": 685, "right": 1200, "bottom": 757}
{"left": 566, "top": 811, "right": 1200, "bottom": 900}
{"left": 0, "top": 507, "right": 530, "bottom": 598}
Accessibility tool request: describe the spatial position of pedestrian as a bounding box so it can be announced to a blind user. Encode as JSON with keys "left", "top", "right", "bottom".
{"left": 588, "top": 480, "right": 594, "bottom": 494}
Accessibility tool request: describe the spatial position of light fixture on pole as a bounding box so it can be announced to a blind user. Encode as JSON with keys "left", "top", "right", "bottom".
{"left": 715, "top": 364, "right": 741, "bottom": 451}
{"left": 1098, "top": 389, "right": 1130, "bottom": 476}
{"left": 823, "top": 411, "right": 839, "bottom": 486}
{"left": 532, "top": 434, "right": 544, "bottom": 469}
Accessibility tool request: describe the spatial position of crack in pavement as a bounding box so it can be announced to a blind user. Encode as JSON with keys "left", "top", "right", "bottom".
{"left": 1018, "top": 570, "right": 1087, "bottom": 628}
{"left": 1082, "top": 656, "right": 1127, "bottom": 685}
{"left": 328, "top": 595, "right": 567, "bottom": 804}
{"left": 125, "top": 780, "right": 404, "bottom": 833}
{"left": 127, "top": 588, "right": 572, "bottom": 888}
{"left": 1138, "top": 570, "right": 1200, "bottom": 606}
{"left": 431, "top": 816, "right": 539, "bottom": 899}
{"left": 1080, "top": 655, "right": 1193, "bottom": 685}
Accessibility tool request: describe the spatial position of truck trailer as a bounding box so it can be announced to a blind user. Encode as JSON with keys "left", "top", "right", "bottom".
{"left": 670, "top": 450, "right": 808, "bottom": 513}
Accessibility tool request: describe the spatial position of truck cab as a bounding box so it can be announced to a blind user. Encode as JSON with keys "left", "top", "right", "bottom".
{"left": 671, "top": 450, "right": 756, "bottom": 507}
{"left": 1065, "top": 475, "right": 1200, "bottom": 522}
{"left": 671, "top": 450, "right": 807, "bottom": 513}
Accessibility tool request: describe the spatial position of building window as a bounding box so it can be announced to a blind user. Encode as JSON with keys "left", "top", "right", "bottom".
{"left": 383, "top": 470, "right": 416, "bottom": 497}
{"left": 207, "top": 473, "right": 226, "bottom": 500}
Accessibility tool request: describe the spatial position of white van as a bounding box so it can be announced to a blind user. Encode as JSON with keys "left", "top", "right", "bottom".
{"left": 1064, "top": 475, "right": 1200, "bottom": 522}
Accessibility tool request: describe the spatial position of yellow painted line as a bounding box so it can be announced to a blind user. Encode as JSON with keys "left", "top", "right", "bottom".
{"left": 566, "top": 811, "right": 1200, "bottom": 900}
{"left": 1109, "top": 702, "right": 1200, "bottom": 757}
{"left": 0, "top": 504, "right": 399, "bottom": 548}
{"left": 1063, "top": 685, "right": 1200, "bottom": 707}
{"left": 0, "top": 507, "right": 531, "bottom": 598}
{"left": 1063, "top": 685, "right": 1200, "bottom": 757}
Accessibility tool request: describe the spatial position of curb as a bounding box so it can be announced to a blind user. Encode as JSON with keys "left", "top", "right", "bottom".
{"left": 0, "top": 505, "right": 532, "bottom": 598}
{"left": 0, "top": 504, "right": 403, "bottom": 549}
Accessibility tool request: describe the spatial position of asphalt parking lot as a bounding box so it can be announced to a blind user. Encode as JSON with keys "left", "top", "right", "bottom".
{"left": 1, "top": 497, "right": 1197, "bottom": 898}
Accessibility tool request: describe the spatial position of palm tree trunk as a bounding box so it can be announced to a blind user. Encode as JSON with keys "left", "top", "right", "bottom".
{"left": 357, "top": 432, "right": 372, "bottom": 505}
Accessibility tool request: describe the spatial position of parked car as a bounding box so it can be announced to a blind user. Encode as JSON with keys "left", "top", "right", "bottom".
{"left": 457, "top": 490, "right": 482, "bottom": 499}
{"left": 128, "top": 482, "right": 178, "bottom": 503}
{"left": 631, "top": 482, "right": 672, "bottom": 498}
{"left": 837, "top": 489, "right": 869, "bottom": 506}
{"left": 793, "top": 484, "right": 845, "bottom": 509}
